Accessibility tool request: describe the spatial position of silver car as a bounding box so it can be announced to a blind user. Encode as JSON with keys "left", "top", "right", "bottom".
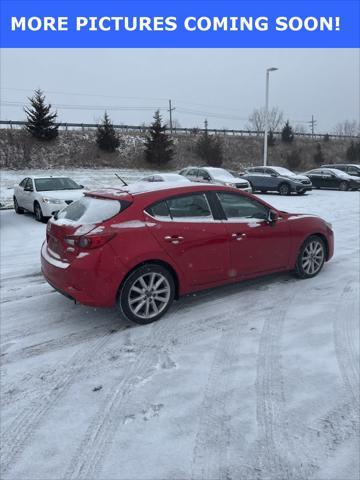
{"left": 179, "top": 167, "right": 252, "bottom": 192}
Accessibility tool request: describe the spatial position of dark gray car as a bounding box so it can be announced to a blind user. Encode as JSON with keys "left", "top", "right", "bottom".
{"left": 321, "top": 164, "right": 360, "bottom": 177}
{"left": 242, "top": 166, "right": 313, "bottom": 195}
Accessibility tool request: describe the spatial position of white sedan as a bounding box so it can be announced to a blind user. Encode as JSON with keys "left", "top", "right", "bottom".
{"left": 13, "top": 176, "right": 85, "bottom": 222}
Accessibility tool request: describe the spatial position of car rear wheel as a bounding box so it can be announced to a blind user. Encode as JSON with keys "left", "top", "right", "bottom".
{"left": 118, "top": 264, "right": 175, "bottom": 324}
{"left": 34, "top": 201, "right": 45, "bottom": 222}
{"left": 14, "top": 197, "right": 24, "bottom": 214}
{"left": 295, "top": 235, "right": 326, "bottom": 279}
{"left": 278, "top": 183, "right": 291, "bottom": 196}
{"left": 339, "top": 181, "right": 349, "bottom": 191}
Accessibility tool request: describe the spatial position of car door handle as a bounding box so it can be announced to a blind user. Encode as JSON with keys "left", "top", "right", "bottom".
{"left": 164, "top": 235, "right": 184, "bottom": 244}
{"left": 231, "top": 233, "right": 247, "bottom": 241}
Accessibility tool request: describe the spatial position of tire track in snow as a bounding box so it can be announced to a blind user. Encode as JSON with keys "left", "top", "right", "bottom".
{"left": 190, "top": 308, "right": 249, "bottom": 480}
{"left": 64, "top": 316, "right": 174, "bottom": 480}
{"left": 0, "top": 329, "right": 118, "bottom": 476}
{"left": 334, "top": 281, "right": 360, "bottom": 405}
{"left": 63, "top": 285, "right": 264, "bottom": 480}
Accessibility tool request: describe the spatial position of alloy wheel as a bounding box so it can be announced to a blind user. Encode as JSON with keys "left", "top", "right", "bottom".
{"left": 128, "top": 272, "right": 171, "bottom": 320}
{"left": 301, "top": 240, "right": 325, "bottom": 275}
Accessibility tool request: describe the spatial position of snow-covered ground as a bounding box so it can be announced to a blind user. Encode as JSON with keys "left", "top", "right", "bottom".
{"left": 1, "top": 187, "right": 359, "bottom": 480}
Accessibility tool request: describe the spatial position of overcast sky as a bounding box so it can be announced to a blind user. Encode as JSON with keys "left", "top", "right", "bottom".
{"left": 1, "top": 48, "right": 359, "bottom": 133}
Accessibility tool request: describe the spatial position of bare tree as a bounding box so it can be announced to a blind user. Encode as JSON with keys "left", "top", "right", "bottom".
{"left": 333, "top": 120, "right": 359, "bottom": 136}
{"left": 246, "top": 106, "right": 284, "bottom": 133}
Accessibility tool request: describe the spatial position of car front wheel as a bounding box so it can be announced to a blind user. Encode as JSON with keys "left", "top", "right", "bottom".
{"left": 339, "top": 181, "right": 349, "bottom": 191}
{"left": 295, "top": 235, "right": 326, "bottom": 279}
{"left": 278, "top": 183, "right": 291, "bottom": 196}
{"left": 118, "top": 264, "right": 175, "bottom": 324}
{"left": 34, "top": 201, "right": 45, "bottom": 222}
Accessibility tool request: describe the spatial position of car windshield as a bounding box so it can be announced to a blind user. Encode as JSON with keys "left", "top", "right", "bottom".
{"left": 206, "top": 168, "right": 235, "bottom": 179}
{"left": 271, "top": 167, "right": 298, "bottom": 177}
{"left": 35, "top": 177, "right": 82, "bottom": 192}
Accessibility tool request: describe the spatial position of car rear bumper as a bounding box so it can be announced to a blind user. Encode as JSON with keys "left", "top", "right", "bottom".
{"left": 41, "top": 241, "right": 123, "bottom": 307}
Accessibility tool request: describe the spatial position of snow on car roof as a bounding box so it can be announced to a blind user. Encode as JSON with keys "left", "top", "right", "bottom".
{"left": 85, "top": 182, "right": 227, "bottom": 200}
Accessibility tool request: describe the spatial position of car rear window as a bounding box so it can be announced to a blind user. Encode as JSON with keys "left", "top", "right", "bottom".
{"left": 56, "top": 196, "right": 124, "bottom": 224}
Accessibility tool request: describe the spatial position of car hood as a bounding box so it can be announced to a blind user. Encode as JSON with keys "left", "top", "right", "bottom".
{"left": 213, "top": 175, "right": 248, "bottom": 183}
{"left": 39, "top": 189, "right": 85, "bottom": 200}
{"left": 285, "top": 174, "right": 310, "bottom": 181}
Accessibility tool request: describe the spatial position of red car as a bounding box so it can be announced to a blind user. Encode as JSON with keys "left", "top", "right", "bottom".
{"left": 41, "top": 184, "right": 334, "bottom": 324}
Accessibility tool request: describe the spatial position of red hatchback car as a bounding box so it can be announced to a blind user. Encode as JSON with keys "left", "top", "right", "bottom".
{"left": 41, "top": 183, "right": 334, "bottom": 324}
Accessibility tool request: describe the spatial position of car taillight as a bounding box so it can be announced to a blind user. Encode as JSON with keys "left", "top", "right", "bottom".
{"left": 64, "top": 233, "right": 115, "bottom": 249}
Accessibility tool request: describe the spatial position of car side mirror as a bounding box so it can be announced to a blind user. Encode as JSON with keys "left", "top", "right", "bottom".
{"left": 267, "top": 209, "right": 278, "bottom": 224}
{"left": 79, "top": 184, "right": 84, "bottom": 188}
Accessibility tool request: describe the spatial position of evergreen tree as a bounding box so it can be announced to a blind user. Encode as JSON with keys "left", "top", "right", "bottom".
{"left": 195, "top": 120, "right": 223, "bottom": 167}
{"left": 313, "top": 143, "right": 325, "bottom": 165}
{"left": 24, "top": 89, "right": 58, "bottom": 140}
{"left": 268, "top": 129, "right": 276, "bottom": 147}
{"left": 96, "top": 112, "right": 120, "bottom": 152}
{"left": 281, "top": 121, "right": 294, "bottom": 144}
{"left": 144, "top": 110, "right": 174, "bottom": 165}
{"left": 286, "top": 149, "right": 302, "bottom": 170}
{"left": 346, "top": 141, "right": 360, "bottom": 162}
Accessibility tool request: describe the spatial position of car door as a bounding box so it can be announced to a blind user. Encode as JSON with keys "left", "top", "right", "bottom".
{"left": 215, "top": 192, "right": 291, "bottom": 276}
{"left": 307, "top": 170, "right": 321, "bottom": 187}
{"left": 22, "top": 178, "right": 35, "bottom": 211}
{"left": 320, "top": 170, "right": 338, "bottom": 188}
{"left": 263, "top": 168, "right": 281, "bottom": 190}
{"left": 145, "top": 192, "right": 230, "bottom": 286}
{"left": 15, "top": 178, "right": 28, "bottom": 208}
{"left": 245, "top": 168, "right": 265, "bottom": 189}
{"left": 197, "top": 169, "right": 212, "bottom": 183}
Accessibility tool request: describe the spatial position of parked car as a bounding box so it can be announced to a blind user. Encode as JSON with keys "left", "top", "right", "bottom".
{"left": 179, "top": 166, "right": 252, "bottom": 192}
{"left": 42, "top": 183, "right": 334, "bottom": 324}
{"left": 138, "top": 173, "right": 191, "bottom": 183}
{"left": 13, "top": 176, "right": 85, "bottom": 222}
{"left": 304, "top": 168, "right": 360, "bottom": 191}
{"left": 242, "top": 166, "right": 312, "bottom": 195}
{"left": 321, "top": 164, "right": 360, "bottom": 177}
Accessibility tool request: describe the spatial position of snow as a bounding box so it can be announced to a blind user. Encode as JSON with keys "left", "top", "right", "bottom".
{"left": 1, "top": 188, "right": 359, "bottom": 480}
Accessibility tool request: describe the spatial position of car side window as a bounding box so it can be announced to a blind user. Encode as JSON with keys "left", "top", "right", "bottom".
{"left": 197, "top": 169, "right": 211, "bottom": 180}
{"left": 19, "top": 178, "right": 28, "bottom": 187}
{"left": 187, "top": 168, "right": 198, "bottom": 176}
{"left": 217, "top": 192, "right": 269, "bottom": 221}
{"left": 25, "top": 178, "right": 34, "bottom": 191}
{"left": 250, "top": 168, "right": 264, "bottom": 174}
{"left": 348, "top": 167, "right": 359, "bottom": 175}
{"left": 167, "top": 193, "right": 212, "bottom": 220}
{"left": 146, "top": 200, "right": 171, "bottom": 220}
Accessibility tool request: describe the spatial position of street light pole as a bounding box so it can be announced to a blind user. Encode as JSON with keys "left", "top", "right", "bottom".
{"left": 263, "top": 67, "right": 278, "bottom": 166}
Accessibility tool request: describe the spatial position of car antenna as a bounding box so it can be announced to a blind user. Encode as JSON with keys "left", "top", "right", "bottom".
{"left": 114, "top": 173, "right": 128, "bottom": 186}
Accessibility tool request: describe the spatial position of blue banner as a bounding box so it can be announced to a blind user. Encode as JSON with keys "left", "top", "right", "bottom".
{"left": 0, "top": 1, "right": 359, "bottom": 48}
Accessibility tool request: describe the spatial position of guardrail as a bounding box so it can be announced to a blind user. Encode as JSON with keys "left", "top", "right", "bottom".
{"left": 0, "top": 120, "right": 358, "bottom": 140}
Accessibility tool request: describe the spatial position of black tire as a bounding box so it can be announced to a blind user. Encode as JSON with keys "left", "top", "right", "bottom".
{"left": 260, "top": 189, "right": 267, "bottom": 193}
{"left": 13, "top": 197, "right": 24, "bottom": 214}
{"left": 118, "top": 264, "right": 175, "bottom": 324}
{"left": 295, "top": 235, "right": 326, "bottom": 279}
{"left": 278, "top": 183, "right": 291, "bottom": 196}
{"left": 34, "top": 201, "right": 46, "bottom": 223}
{"left": 297, "top": 190, "right": 306, "bottom": 195}
{"left": 339, "top": 181, "right": 349, "bottom": 191}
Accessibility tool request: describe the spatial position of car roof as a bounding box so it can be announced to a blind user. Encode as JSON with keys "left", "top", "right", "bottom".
{"left": 85, "top": 182, "right": 243, "bottom": 201}
{"left": 25, "top": 175, "right": 74, "bottom": 180}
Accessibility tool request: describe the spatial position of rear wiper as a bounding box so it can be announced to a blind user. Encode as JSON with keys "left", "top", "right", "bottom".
{"left": 115, "top": 173, "right": 128, "bottom": 186}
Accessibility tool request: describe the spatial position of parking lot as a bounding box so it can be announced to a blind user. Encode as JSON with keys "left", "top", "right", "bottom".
{"left": 1, "top": 187, "right": 359, "bottom": 480}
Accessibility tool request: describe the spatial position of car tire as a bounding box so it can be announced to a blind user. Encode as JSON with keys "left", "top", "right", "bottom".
{"left": 278, "top": 183, "right": 291, "bottom": 196}
{"left": 295, "top": 235, "right": 326, "bottom": 279}
{"left": 34, "top": 201, "right": 46, "bottom": 223}
{"left": 14, "top": 197, "right": 24, "bottom": 214}
{"left": 260, "top": 189, "right": 267, "bottom": 193}
{"left": 297, "top": 190, "right": 306, "bottom": 195}
{"left": 339, "top": 181, "right": 349, "bottom": 191}
{"left": 118, "top": 264, "right": 175, "bottom": 324}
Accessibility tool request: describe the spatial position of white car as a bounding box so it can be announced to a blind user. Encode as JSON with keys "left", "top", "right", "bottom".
{"left": 139, "top": 173, "right": 191, "bottom": 183}
{"left": 13, "top": 176, "right": 85, "bottom": 222}
{"left": 179, "top": 166, "right": 252, "bottom": 192}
